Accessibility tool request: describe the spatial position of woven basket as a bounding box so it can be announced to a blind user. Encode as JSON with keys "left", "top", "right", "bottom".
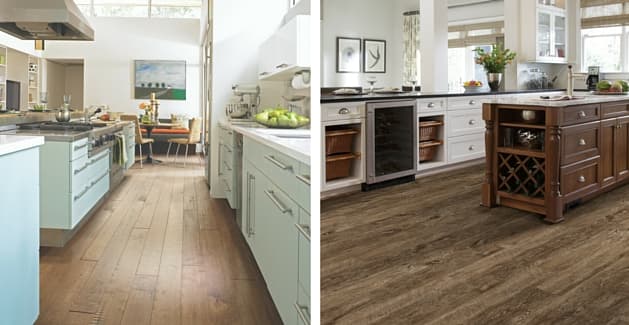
{"left": 326, "top": 129, "right": 358, "bottom": 155}
{"left": 326, "top": 153, "right": 357, "bottom": 181}
{"left": 419, "top": 120, "right": 444, "bottom": 142}
{"left": 419, "top": 140, "right": 443, "bottom": 162}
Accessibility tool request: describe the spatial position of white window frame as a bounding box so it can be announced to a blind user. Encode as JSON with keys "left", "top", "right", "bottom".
{"left": 76, "top": 0, "right": 201, "bottom": 18}
{"left": 581, "top": 26, "right": 626, "bottom": 73}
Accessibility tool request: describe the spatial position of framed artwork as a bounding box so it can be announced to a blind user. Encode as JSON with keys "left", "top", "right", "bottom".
{"left": 336, "top": 37, "right": 361, "bottom": 73}
{"left": 134, "top": 60, "right": 186, "bottom": 100}
{"left": 363, "top": 39, "right": 386, "bottom": 73}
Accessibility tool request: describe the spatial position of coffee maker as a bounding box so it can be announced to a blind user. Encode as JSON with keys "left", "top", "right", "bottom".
{"left": 586, "top": 66, "right": 600, "bottom": 91}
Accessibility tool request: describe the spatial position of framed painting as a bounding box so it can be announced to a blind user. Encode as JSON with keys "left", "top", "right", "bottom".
{"left": 134, "top": 60, "right": 186, "bottom": 100}
{"left": 363, "top": 39, "right": 386, "bottom": 73}
{"left": 336, "top": 37, "right": 361, "bottom": 73}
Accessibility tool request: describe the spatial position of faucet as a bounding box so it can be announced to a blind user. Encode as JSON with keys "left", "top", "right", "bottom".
{"left": 567, "top": 64, "right": 574, "bottom": 98}
{"left": 84, "top": 105, "right": 104, "bottom": 123}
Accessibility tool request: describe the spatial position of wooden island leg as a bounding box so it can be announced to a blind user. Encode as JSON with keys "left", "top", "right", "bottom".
{"left": 545, "top": 126, "right": 564, "bottom": 223}
{"left": 481, "top": 107, "right": 496, "bottom": 207}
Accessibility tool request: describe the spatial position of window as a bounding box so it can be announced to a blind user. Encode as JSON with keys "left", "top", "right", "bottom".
{"left": 581, "top": 27, "right": 625, "bottom": 72}
{"left": 74, "top": 0, "right": 201, "bottom": 18}
{"left": 447, "top": 45, "right": 490, "bottom": 91}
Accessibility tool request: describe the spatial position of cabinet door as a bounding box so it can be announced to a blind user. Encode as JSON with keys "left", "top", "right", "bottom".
{"left": 616, "top": 116, "right": 629, "bottom": 182}
{"left": 553, "top": 14, "right": 566, "bottom": 59}
{"left": 241, "top": 161, "right": 257, "bottom": 247}
{"left": 537, "top": 11, "right": 551, "bottom": 58}
{"left": 601, "top": 118, "right": 616, "bottom": 188}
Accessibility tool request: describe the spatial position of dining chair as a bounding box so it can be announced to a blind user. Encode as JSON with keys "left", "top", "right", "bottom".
{"left": 166, "top": 118, "right": 201, "bottom": 166}
{"left": 120, "top": 115, "right": 154, "bottom": 168}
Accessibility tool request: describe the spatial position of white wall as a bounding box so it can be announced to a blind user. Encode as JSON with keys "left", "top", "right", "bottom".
{"left": 209, "top": 0, "right": 288, "bottom": 196}
{"left": 45, "top": 60, "right": 66, "bottom": 108}
{"left": 321, "top": 0, "right": 504, "bottom": 88}
{"left": 42, "top": 17, "right": 200, "bottom": 117}
{"left": 6, "top": 49, "right": 28, "bottom": 110}
{"left": 65, "top": 65, "right": 84, "bottom": 110}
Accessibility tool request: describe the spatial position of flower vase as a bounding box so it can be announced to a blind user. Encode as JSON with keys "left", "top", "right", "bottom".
{"left": 487, "top": 73, "right": 503, "bottom": 91}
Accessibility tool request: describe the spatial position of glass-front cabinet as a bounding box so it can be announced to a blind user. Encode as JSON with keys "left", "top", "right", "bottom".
{"left": 535, "top": 4, "right": 567, "bottom": 62}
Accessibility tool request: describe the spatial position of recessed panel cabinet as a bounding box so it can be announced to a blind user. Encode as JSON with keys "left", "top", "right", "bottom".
{"left": 601, "top": 116, "right": 629, "bottom": 188}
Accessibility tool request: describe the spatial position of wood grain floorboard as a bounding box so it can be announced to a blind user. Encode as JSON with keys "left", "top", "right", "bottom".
{"left": 322, "top": 163, "right": 629, "bottom": 325}
{"left": 37, "top": 154, "right": 281, "bottom": 325}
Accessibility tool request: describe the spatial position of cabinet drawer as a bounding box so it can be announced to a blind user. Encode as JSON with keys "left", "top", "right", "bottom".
{"left": 295, "top": 162, "right": 310, "bottom": 212}
{"left": 297, "top": 209, "right": 310, "bottom": 295}
{"left": 322, "top": 102, "right": 365, "bottom": 122}
{"left": 561, "top": 104, "right": 600, "bottom": 126}
{"left": 72, "top": 169, "right": 109, "bottom": 228}
{"left": 222, "top": 175, "right": 235, "bottom": 208}
{"left": 71, "top": 138, "right": 89, "bottom": 161}
{"left": 447, "top": 96, "right": 491, "bottom": 111}
{"left": 244, "top": 137, "right": 301, "bottom": 199}
{"left": 447, "top": 109, "right": 483, "bottom": 137}
{"left": 561, "top": 157, "right": 600, "bottom": 199}
{"left": 561, "top": 121, "right": 600, "bottom": 166}
{"left": 601, "top": 101, "right": 629, "bottom": 119}
{"left": 447, "top": 133, "right": 485, "bottom": 163}
{"left": 219, "top": 125, "right": 235, "bottom": 147}
{"left": 417, "top": 98, "right": 445, "bottom": 113}
{"left": 71, "top": 154, "right": 90, "bottom": 193}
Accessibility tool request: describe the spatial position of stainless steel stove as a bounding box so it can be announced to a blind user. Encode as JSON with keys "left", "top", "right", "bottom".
{"left": 19, "top": 122, "right": 94, "bottom": 132}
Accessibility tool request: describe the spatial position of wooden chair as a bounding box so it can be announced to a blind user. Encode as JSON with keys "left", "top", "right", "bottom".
{"left": 167, "top": 118, "right": 201, "bottom": 166}
{"left": 120, "top": 115, "right": 154, "bottom": 169}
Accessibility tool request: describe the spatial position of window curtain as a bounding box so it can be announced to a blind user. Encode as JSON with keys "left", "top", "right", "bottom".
{"left": 581, "top": 0, "right": 629, "bottom": 28}
{"left": 403, "top": 13, "right": 420, "bottom": 85}
{"left": 448, "top": 21, "right": 504, "bottom": 48}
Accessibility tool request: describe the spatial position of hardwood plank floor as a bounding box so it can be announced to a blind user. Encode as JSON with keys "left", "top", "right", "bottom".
{"left": 322, "top": 163, "right": 629, "bottom": 325}
{"left": 37, "top": 154, "right": 281, "bottom": 325}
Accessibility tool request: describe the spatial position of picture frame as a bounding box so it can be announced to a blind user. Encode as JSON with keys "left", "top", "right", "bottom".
{"left": 336, "top": 37, "right": 361, "bottom": 73}
{"left": 363, "top": 39, "right": 386, "bottom": 73}
{"left": 134, "top": 60, "right": 187, "bottom": 100}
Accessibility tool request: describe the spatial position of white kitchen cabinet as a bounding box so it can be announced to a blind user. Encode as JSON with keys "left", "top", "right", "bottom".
{"left": 520, "top": 1, "right": 567, "bottom": 63}
{"left": 447, "top": 132, "right": 485, "bottom": 163}
{"left": 258, "top": 15, "right": 310, "bottom": 81}
{"left": 218, "top": 124, "right": 242, "bottom": 210}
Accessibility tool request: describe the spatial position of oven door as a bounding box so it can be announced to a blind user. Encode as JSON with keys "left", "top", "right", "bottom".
{"left": 366, "top": 100, "right": 418, "bottom": 184}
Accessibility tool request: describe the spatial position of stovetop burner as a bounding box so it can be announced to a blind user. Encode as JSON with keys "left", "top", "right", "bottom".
{"left": 19, "top": 122, "right": 94, "bottom": 132}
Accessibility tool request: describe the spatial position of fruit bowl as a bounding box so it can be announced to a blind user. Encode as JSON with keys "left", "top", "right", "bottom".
{"left": 255, "top": 108, "right": 310, "bottom": 129}
{"left": 463, "top": 85, "right": 484, "bottom": 93}
{"left": 463, "top": 80, "right": 483, "bottom": 92}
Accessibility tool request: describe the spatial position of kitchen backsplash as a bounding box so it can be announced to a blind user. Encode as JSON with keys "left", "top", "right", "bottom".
{"left": 517, "top": 62, "right": 569, "bottom": 90}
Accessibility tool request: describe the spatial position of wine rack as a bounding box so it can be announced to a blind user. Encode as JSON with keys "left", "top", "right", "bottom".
{"left": 497, "top": 152, "right": 546, "bottom": 198}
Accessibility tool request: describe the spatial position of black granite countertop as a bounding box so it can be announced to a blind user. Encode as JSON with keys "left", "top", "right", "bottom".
{"left": 321, "top": 88, "right": 566, "bottom": 103}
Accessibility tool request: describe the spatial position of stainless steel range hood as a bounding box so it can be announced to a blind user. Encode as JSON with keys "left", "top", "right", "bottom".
{"left": 0, "top": 0, "right": 94, "bottom": 41}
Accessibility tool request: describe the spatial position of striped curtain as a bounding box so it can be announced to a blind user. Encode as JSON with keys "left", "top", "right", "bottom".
{"left": 581, "top": 0, "right": 629, "bottom": 28}
{"left": 403, "top": 14, "right": 420, "bottom": 85}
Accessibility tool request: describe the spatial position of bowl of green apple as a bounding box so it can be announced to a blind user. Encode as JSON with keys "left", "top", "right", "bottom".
{"left": 255, "top": 107, "right": 310, "bottom": 129}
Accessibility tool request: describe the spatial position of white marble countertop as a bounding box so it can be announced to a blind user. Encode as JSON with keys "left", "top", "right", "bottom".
{"left": 489, "top": 92, "right": 629, "bottom": 107}
{"left": 219, "top": 121, "right": 310, "bottom": 164}
{"left": 0, "top": 135, "right": 45, "bottom": 157}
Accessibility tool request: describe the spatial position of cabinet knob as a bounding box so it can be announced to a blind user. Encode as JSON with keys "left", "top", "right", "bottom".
{"left": 468, "top": 145, "right": 475, "bottom": 151}
{"left": 578, "top": 111, "right": 587, "bottom": 118}
{"left": 468, "top": 119, "right": 476, "bottom": 125}
{"left": 578, "top": 175, "right": 586, "bottom": 183}
{"left": 338, "top": 107, "right": 350, "bottom": 115}
{"left": 427, "top": 102, "right": 435, "bottom": 108}
{"left": 469, "top": 100, "right": 476, "bottom": 105}
{"left": 578, "top": 139, "right": 586, "bottom": 146}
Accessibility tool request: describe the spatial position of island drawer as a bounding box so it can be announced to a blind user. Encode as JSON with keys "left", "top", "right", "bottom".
{"left": 601, "top": 101, "right": 629, "bottom": 119}
{"left": 561, "top": 104, "right": 600, "bottom": 126}
{"left": 561, "top": 121, "right": 601, "bottom": 165}
{"left": 71, "top": 138, "right": 89, "bottom": 161}
{"left": 560, "top": 157, "right": 600, "bottom": 199}
{"left": 322, "top": 102, "right": 365, "bottom": 121}
{"left": 447, "top": 109, "right": 483, "bottom": 137}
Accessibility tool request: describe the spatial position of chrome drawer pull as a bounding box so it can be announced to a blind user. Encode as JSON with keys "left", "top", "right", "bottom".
{"left": 578, "top": 176, "right": 586, "bottom": 183}
{"left": 338, "top": 107, "right": 350, "bottom": 115}
{"left": 264, "top": 190, "right": 292, "bottom": 214}
{"left": 91, "top": 172, "right": 109, "bottom": 186}
{"left": 225, "top": 146, "right": 233, "bottom": 153}
{"left": 295, "top": 223, "right": 311, "bottom": 242}
{"left": 264, "top": 155, "right": 293, "bottom": 170}
{"left": 74, "top": 163, "right": 89, "bottom": 175}
{"left": 294, "top": 303, "right": 310, "bottom": 325}
{"left": 296, "top": 174, "right": 311, "bottom": 185}
{"left": 578, "top": 111, "right": 587, "bottom": 118}
{"left": 74, "top": 143, "right": 88, "bottom": 151}
{"left": 469, "top": 100, "right": 476, "bottom": 105}
{"left": 73, "top": 186, "right": 90, "bottom": 201}
{"left": 275, "top": 63, "right": 289, "bottom": 69}
{"left": 427, "top": 102, "right": 435, "bottom": 108}
{"left": 223, "top": 161, "right": 232, "bottom": 172}
{"left": 468, "top": 119, "right": 476, "bottom": 125}
{"left": 259, "top": 72, "right": 269, "bottom": 76}
{"left": 578, "top": 139, "right": 586, "bottom": 146}
{"left": 468, "top": 145, "right": 475, "bottom": 151}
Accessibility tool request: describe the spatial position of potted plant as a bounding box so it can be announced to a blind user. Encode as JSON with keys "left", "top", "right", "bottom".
{"left": 473, "top": 44, "right": 517, "bottom": 91}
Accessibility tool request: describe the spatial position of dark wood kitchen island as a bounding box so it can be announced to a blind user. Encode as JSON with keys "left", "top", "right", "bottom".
{"left": 481, "top": 95, "right": 629, "bottom": 223}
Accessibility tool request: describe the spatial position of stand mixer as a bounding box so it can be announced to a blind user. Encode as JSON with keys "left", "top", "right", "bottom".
{"left": 225, "top": 84, "right": 260, "bottom": 120}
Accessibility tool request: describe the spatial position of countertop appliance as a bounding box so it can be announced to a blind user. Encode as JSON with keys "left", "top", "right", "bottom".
{"left": 365, "top": 100, "right": 418, "bottom": 186}
{"left": 586, "top": 66, "right": 600, "bottom": 91}
{"left": 225, "top": 84, "right": 260, "bottom": 120}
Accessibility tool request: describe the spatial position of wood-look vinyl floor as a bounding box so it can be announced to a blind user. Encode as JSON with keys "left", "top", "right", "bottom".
{"left": 322, "top": 163, "right": 629, "bottom": 325}
{"left": 36, "top": 154, "right": 281, "bottom": 325}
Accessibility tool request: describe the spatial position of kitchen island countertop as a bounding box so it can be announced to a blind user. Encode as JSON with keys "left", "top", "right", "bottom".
{"left": 0, "top": 135, "right": 45, "bottom": 156}
{"left": 0, "top": 121, "right": 133, "bottom": 142}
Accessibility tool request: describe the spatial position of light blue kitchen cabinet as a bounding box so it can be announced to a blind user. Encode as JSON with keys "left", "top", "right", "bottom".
{"left": 0, "top": 145, "right": 41, "bottom": 325}
{"left": 241, "top": 136, "right": 310, "bottom": 325}
{"left": 40, "top": 138, "right": 110, "bottom": 230}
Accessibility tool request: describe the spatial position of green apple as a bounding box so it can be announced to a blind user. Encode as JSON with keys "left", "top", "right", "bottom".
{"left": 611, "top": 81, "right": 623, "bottom": 92}
{"left": 597, "top": 80, "right": 612, "bottom": 91}
{"left": 619, "top": 80, "right": 629, "bottom": 92}
{"left": 296, "top": 116, "right": 310, "bottom": 126}
{"left": 268, "top": 117, "right": 278, "bottom": 127}
{"left": 255, "top": 111, "right": 269, "bottom": 122}
{"left": 288, "top": 116, "right": 299, "bottom": 128}
{"left": 277, "top": 115, "right": 290, "bottom": 127}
